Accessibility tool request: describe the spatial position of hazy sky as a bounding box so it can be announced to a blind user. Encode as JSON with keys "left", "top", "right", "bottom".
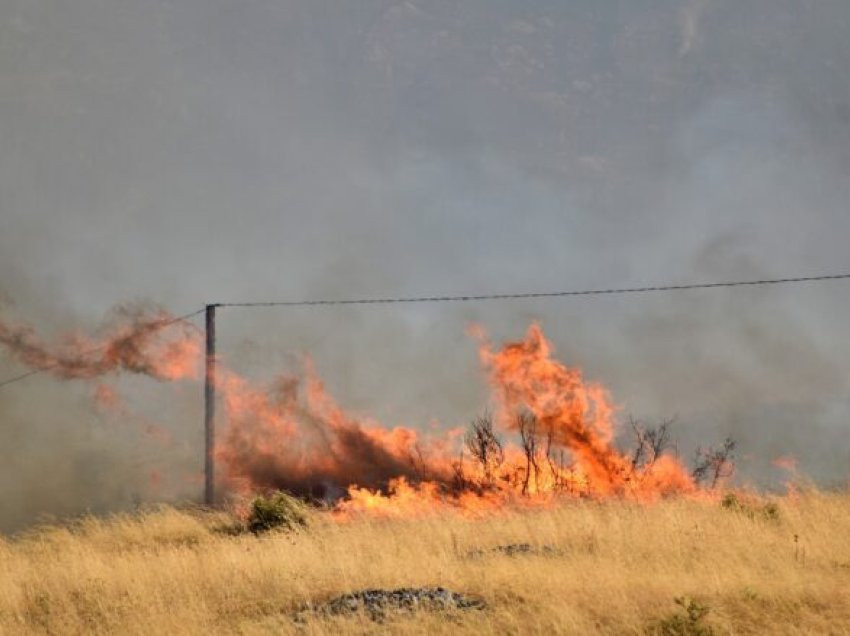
{"left": 2, "top": 1, "right": 850, "bottom": 529}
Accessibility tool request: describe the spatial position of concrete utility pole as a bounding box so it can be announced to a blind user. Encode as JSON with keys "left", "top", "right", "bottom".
{"left": 204, "top": 304, "right": 217, "bottom": 505}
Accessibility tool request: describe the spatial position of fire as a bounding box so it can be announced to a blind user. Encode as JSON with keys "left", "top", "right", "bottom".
{"left": 216, "top": 323, "right": 699, "bottom": 516}
{"left": 215, "top": 364, "right": 457, "bottom": 500}
{"left": 482, "top": 324, "right": 661, "bottom": 497}
{"left": 2, "top": 304, "right": 709, "bottom": 517}
{"left": 334, "top": 477, "right": 525, "bottom": 520}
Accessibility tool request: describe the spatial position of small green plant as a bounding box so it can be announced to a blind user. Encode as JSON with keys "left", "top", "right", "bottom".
{"left": 762, "top": 501, "right": 780, "bottom": 521}
{"left": 721, "top": 493, "right": 780, "bottom": 521}
{"left": 650, "top": 597, "right": 714, "bottom": 636}
{"left": 721, "top": 493, "right": 742, "bottom": 511}
{"left": 247, "top": 491, "right": 310, "bottom": 534}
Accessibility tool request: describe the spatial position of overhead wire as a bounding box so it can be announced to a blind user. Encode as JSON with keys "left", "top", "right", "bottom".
{"left": 214, "top": 272, "right": 850, "bottom": 308}
{"left": 2, "top": 272, "right": 850, "bottom": 390}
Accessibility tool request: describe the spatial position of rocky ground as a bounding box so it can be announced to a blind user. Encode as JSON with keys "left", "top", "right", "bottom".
{"left": 299, "top": 586, "right": 486, "bottom": 621}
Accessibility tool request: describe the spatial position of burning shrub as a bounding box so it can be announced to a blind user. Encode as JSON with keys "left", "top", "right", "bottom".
{"left": 630, "top": 417, "right": 675, "bottom": 471}
{"left": 247, "top": 491, "right": 309, "bottom": 534}
{"left": 464, "top": 413, "right": 505, "bottom": 488}
{"left": 216, "top": 323, "right": 748, "bottom": 515}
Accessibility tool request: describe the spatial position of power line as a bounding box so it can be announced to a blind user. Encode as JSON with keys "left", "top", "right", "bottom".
{"left": 0, "top": 309, "right": 206, "bottom": 390}
{"left": 216, "top": 273, "right": 850, "bottom": 308}
{"left": 0, "top": 368, "right": 44, "bottom": 390}
{"left": 2, "top": 272, "right": 850, "bottom": 390}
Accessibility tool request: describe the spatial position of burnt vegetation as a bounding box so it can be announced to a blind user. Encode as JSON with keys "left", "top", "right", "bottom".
{"left": 517, "top": 411, "right": 542, "bottom": 495}
{"left": 453, "top": 411, "right": 571, "bottom": 496}
{"left": 691, "top": 437, "right": 737, "bottom": 489}
{"left": 630, "top": 416, "right": 675, "bottom": 471}
{"left": 464, "top": 413, "right": 505, "bottom": 488}
{"left": 450, "top": 412, "right": 736, "bottom": 498}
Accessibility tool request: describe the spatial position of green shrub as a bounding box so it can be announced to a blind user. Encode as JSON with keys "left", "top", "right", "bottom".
{"left": 761, "top": 502, "right": 780, "bottom": 521}
{"left": 650, "top": 597, "right": 714, "bottom": 636}
{"left": 247, "top": 491, "right": 310, "bottom": 534}
{"left": 720, "top": 493, "right": 741, "bottom": 511}
{"left": 721, "top": 493, "right": 780, "bottom": 522}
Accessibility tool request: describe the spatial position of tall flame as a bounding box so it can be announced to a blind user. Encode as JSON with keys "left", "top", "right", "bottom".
{"left": 216, "top": 323, "right": 698, "bottom": 515}
{"left": 479, "top": 324, "right": 695, "bottom": 499}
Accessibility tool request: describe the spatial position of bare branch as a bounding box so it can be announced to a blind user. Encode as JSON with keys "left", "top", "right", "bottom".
{"left": 692, "top": 437, "right": 736, "bottom": 488}
{"left": 464, "top": 413, "right": 504, "bottom": 487}
{"left": 630, "top": 416, "right": 676, "bottom": 471}
{"left": 517, "top": 411, "right": 542, "bottom": 495}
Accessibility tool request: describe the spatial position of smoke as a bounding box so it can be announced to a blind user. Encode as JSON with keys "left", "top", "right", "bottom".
{"left": 0, "top": 305, "right": 200, "bottom": 381}
{"left": 216, "top": 364, "right": 456, "bottom": 499}
{"left": 0, "top": 303, "right": 204, "bottom": 531}
{"left": 679, "top": 0, "right": 710, "bottom": 57}
{"left": 3, "top": 0, "right": 850, "bottom": 529}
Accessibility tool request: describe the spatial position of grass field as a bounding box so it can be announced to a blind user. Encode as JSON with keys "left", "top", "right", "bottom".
{"left": 1, "top": 489, "right": 849, "bottom": 635}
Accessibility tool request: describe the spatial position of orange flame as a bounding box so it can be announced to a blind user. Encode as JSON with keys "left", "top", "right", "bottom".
{"left": 485, "top": 324, "right": 696, "bottom": 498}
{"left": 216, "top": 323, "right": 698, "bottom": 516}
{"left": 1, "top": 304, "right": 706, "bottom": 516}
{"left": 215, "top": 363, "right": 457, "bottom": 500}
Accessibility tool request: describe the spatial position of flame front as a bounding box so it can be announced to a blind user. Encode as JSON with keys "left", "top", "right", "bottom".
{"left": 217, "top": 323, "right": 698, "bottom": 516}
{"left": 480, "top": 324, "right": 695, "bottom": 500}
{"left": 215, "top": 364, "right": 457, "bottom": 501}
{"left": 1, "top": 307, "right": 702, "bottom": 517}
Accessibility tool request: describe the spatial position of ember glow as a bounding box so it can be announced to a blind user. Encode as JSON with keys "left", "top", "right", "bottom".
{"left": 1, "top": 307, "right": 706, "bottom": 517}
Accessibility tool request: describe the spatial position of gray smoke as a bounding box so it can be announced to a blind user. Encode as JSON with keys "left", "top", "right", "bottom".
{"left": 2, "top": 0, "right": 850, "bottom": 531}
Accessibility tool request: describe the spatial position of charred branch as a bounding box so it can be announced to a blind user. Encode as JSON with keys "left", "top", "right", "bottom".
{"left": 465, "top": 413, "right": 504, "bottom": 487}
{"left": 630, "top": 416, "right": 675, "bottom": 470}
{"left": 692, "top": 437, "right": 736, "bottom": 488}
{"left": 517, "top": 411, "right": 542, "bottom": 495}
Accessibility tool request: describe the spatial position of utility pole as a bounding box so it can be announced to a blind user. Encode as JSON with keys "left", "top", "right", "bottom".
{"left": 204, "top": 304, "right": 217, "bottom": 505}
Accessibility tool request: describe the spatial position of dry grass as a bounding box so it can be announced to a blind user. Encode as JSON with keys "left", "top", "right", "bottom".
{"left": 1, "top": 490, "right": 850, "bottom": 635}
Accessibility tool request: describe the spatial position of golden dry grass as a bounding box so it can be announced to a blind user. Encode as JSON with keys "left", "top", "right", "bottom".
{"left": 1, "top": 490, "right": 849, "bottom": 635}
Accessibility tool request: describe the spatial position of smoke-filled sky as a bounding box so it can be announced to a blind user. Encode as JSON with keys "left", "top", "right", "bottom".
{"left": 2, "top": 1, "right": 850, "bottom": 530}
